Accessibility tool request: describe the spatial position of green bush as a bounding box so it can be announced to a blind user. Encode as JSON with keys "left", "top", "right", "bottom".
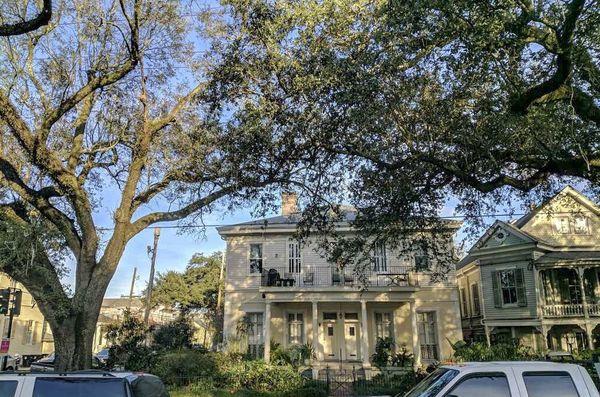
{"left": 153, "top": 318, "right": 194, "bottom": 350}
{"left": 152, "top": 351, "right": 217, "bottom": 386}
{"left": 452, "top": 342, "right": 541, "bottom": 361}
{"left": 354, "top": 372, "right": 418, "bottom": 397}
{"left": 215, "top": 360, "right": 304, "bottom": 392}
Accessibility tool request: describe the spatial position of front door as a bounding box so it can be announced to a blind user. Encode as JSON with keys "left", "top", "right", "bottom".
{"left": 323, "top": 321, "right": 340, "bottom": 360}
{"left": 344, "top": 322, "right": 360, "bottom": 361}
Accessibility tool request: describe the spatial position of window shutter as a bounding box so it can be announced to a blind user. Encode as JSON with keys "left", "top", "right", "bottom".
{"left": 491, "top": 271, "right": 501, "bottom": 308}
{"left": 515, "top": 268, "right": 527, "bottom": 307}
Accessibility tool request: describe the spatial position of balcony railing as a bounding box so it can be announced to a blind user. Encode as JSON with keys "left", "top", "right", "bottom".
{"left": 260, "top": 265, "right": 417, "bottom": 288}
{"left": 543, "top": 304, "right": 585, "bottom": 317}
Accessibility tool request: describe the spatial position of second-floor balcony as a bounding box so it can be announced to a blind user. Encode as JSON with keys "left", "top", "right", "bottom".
{"left": 259, "top": 265, "right": 418, "bottom": 289}
{"left": 541, "top": 266, "right": 600, "bottom": 318}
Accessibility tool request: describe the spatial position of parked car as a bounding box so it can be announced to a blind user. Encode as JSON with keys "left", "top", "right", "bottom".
{"left": 95, "top": 348, "right": 110, "bottom": 364}
{"left": 400, "top": 362, "right": 599, "bottom": 397}
{"left": 30, "top": 353, "right": 102, "bottom": 372}
{"left": 0, "top": 371, "right": 168, "bottom": 397}
{"left": 0, "top": 355, "right": 19, "bottom": 371}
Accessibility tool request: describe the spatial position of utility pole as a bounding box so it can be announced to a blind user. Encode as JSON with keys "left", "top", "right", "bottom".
{"left": 144, "top": 228, "right": 160, "bottom": 327}
{"left": 213, "top": 251, "right": 226, "bottom": 350}
{"left": 128, "top": 267, "right": 137, "bottom": 309}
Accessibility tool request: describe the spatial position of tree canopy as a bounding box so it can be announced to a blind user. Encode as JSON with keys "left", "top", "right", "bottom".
{"left": 0, "top": 0, "right": 315, "bottom": 370}
{"left": 218, "top": 0, "right": 599, "bottom": 234}
{"left": 151, "top": 252, "right": 222, "bottom": 315}
{"left": 0, "top": 1, "right": 52, "bottom": 37}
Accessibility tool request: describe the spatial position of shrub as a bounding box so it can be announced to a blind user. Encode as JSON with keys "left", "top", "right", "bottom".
{"left": 354, "top": 371, "right": 419, "bottom": 397}
{"left": 153, "top": 318, "right": 194, "bottom": 350}
{"left": 152, "top": 351, "right": 217, "bottom": 386}
{"left": 271, "top": 343, "right": 314, "bottom": 368}
{"left": 452, "top": 341, "right": 541, "bottom": 362}
{"left": 215, "top": 360, "right": 304, "bottom": 392}
{"left": 371, "top": 337, "right": 395, "bottom": 368}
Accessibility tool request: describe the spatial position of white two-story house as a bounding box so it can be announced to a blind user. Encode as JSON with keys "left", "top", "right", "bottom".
{"left": 217, "top": 194, "right": 463, "bottom": 375}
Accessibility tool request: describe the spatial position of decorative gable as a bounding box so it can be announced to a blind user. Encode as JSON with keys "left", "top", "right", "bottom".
{"left": 475, "top": 221, "right": 536, "bottom": 250}
{"left": 517, "top": 186, "right": 600, "bottom": 247}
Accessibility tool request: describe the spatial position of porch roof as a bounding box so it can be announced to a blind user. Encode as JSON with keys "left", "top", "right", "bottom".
{"left": 535, "top": 251, "right": 600, "bottom": 265}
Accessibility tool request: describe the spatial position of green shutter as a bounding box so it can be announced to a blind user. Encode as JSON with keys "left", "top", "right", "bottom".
{"left": 491, "top": 271, "right": 501, "bottom": 308}
{"left": 515, "top": 268, "right": 527, "bottom": 307}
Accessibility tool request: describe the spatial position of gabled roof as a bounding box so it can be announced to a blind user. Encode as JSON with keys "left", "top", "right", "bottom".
{"left": 513, "top": 185, "right": 600, "bottom": 228}
{"left": 475, "top": 220, "right": 539, "bottom": 247}
{"left": 458, "top": 185, "right": 600, "bottom": 270}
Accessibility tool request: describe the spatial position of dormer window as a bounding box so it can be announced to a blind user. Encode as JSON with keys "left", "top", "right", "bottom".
{"left": 554, "top": 216, "right": 590, "bottom": 235}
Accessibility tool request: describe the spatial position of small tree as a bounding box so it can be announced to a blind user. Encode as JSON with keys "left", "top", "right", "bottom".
{"left": 105, "top": 309, "right": 153, "bottom": 371}
{"left": 152, "top": 318, "right": 194, "bottom": 351}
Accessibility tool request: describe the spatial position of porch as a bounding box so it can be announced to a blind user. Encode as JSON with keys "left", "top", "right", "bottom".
{"left": 255, "top": 299, "right": 435, "bottom": 374}
{"left": 540, "top": 266, "right": 600, "bottom": 318}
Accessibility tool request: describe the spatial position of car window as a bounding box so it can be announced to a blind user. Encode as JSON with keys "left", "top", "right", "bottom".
{"left": 0, "top": 381, "right": 18, "bottom": 397}
{"left": 33, "top": 377, "right": 128, "bottom": 397}
{"left": 523, "top": 371, "right": 579, "bottom": 397}
{"left": 444, "top": 372, "right": 510, "bottom": 397}
{"left": 404, "top": 368, "right": 460, "bottom": 397}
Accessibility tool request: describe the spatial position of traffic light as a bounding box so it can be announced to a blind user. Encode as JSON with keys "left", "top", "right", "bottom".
{"left": 11, "top": 290, "right": 22, "bottom": 317}
{"left": 0, "top": 289, "right": 10, "bottom": 315}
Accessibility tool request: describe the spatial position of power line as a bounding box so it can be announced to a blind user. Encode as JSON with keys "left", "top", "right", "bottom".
{"left": 95, "top": 210, "right": 598, "bottom": 231}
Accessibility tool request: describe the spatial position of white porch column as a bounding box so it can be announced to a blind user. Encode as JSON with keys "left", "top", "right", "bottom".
{"left": 312, "top": 301, "right": 319, "bottom": 379}
{"left": 361, "top": 300, "right": 370, "bottom": 367}
{"left": 264, "top": 301, "right": 271, "bottom": 362}
{"left": 410, "top": 301, "right": 421, "bottom": 370}
{"left": 577, "top": 267, "right": 590, "bottom": 319}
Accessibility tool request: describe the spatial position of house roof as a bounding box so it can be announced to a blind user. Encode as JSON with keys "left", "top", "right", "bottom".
{"left": 217, "top": 209, "right": 461, "bottom": 236}
{"left": 535, "top": 251, "right": 600, "bottom": 264}
{"left": 457, "top": 186, "right": 599, "bottom": 270}
{"left": 513, "top": 185, "right": 600, "bottom": 228}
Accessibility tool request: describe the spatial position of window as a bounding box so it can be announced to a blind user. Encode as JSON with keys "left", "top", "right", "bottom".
{"left": 555, "top": 217, "right": 570, "bottom": 234}
{"left": 249, "top": 244, "right": 263, "bottom": 274}
{"left": 493, "top": 268, "right": 526, "bottom": 308}
{"left": 523, "top": 371, "right": 579, "bottom": 397}
{"left": 288, "top": 241, "right": 301, "bottom": 273}
{"left": 405, "top": 368, "right": 459, "bottom": 397}
{"left": 375, "top": 312, "right": 393, "bottom": 339}
{"left": 417, "top": 312, "right": 438, "bottom": 360}
{"left": 444, "top": 372, "right": 511, "bottom": 397}
{"left": 415, "top": 243, "right": 430, "bottom": 272}
{"left": 287, "top": 312, "right": 304, "bottom": 344}
{"left": 460, "top": 288, "right": 469, "bottom": 318}
{"left": 373, "top": 242, "right": 387, "bottom": 272}
{"left": 344, "top": 313, "right": 358, "bottom": 320}
{"left": 323, "top": 312, "right": 337, "bottom": 320}
{"left": 500, "top": 270, "right": 518, "bottom": 305}
{"left": 471, "top": 284, "right": 481, "bottom": 316}
{"left": 0, "top": 381, "right": 18, "bottom": 397}
{"left": 246, "top": 312, "right": 264, "bottom": 358}
{"left": 573, "top": 216, "right": 589, "bottom": 235}
{"left": 24, "top": 320, "right": 35, "bottom": 345}
{"left": 33, "top": 378, "right": 128, "bottom": 397}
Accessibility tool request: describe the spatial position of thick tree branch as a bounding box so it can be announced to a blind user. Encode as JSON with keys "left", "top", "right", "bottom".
{"left": 0, "top": 157, "right": 82, "bottom": 256}
{"left": 0, "top": 0, "right": 52, "bottom": 37}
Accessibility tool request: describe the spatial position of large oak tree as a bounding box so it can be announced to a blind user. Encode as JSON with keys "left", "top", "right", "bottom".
{"left": 219, "top": 0, "right": 599, "bottom": 232}
{"left": 0, "top": 0, "right": 317, "bottom": 370}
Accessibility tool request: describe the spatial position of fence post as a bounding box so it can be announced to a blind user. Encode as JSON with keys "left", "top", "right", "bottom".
{"left": 326, "top": 365, "right": 331, "bottom": 394}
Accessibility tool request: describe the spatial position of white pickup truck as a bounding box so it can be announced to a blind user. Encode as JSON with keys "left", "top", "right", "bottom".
{"left": 0, "top": 371, "right": 167, "bottom": 397}
{"left": 401, "top": 362, "right": 599, "bottom": 397}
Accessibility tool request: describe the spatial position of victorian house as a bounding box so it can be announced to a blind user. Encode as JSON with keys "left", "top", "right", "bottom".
{"left": 457, "top": 186, "right": 600, "bottom": 352}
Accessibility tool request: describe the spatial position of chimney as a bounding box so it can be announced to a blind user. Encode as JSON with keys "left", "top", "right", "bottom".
{"left": 281, "top": 192, "right": 298, "bottom": 216}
